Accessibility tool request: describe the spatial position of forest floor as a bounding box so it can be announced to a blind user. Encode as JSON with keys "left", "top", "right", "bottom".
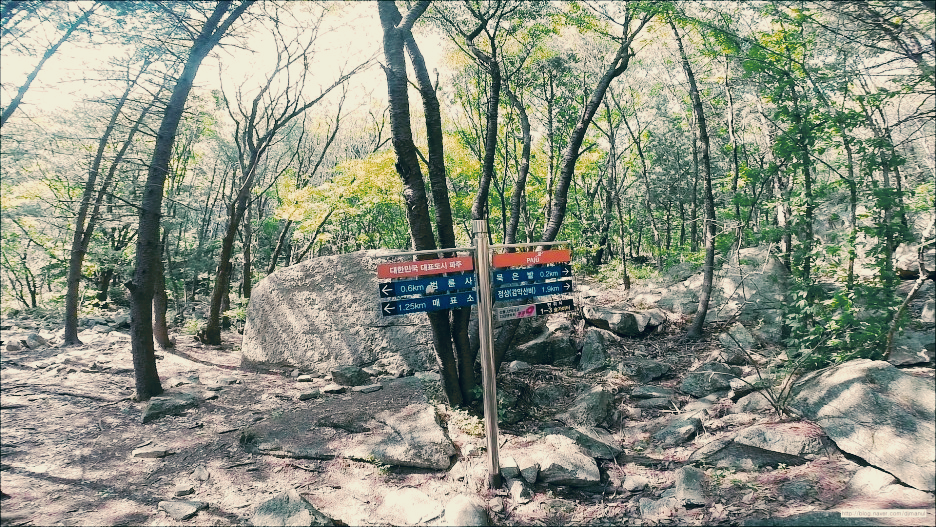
{"left": 1, "top": 302, "right": 934, "bottom": 526}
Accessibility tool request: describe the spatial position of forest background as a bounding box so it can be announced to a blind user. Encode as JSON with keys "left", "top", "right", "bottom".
{"left": 1, "top": 0, "right": 933, "bottom": 405}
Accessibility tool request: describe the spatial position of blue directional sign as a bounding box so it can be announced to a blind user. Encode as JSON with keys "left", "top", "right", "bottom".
{"left": 492, "top": 264, "right": 572, "bottom": 285}
{"left": 378, "top": 273, "right": 475, "bottom": 299}
{"left": 381, "top": 291, "right": 478, "bottom": 316}
{"left": 495, "top": 279, "right": 572, "bottom": 302}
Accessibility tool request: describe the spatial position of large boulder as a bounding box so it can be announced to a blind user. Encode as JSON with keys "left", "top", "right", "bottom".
{"left": 658, "top": 247, "right": 789, "bottom": 342}
{"left": 504, "top": 318, "right": 576, "bottom": 366}
{"left": 788, "top": 359, "right": 935, "bottom": 492}
{"left": 582, "top": 306, "right": 664, "bottom": 337}
{"left": 241, "top": 250, "right": 436, "bottom": 374}
{"left": 579, "top": 327, "right": 620, "bottom": 372}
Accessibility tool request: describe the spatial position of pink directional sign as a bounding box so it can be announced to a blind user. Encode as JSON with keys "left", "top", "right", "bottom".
{"left": 377, "top": 256, "right": 474, "bottom": 279}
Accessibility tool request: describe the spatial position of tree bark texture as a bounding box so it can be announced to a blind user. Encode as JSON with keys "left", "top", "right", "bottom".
{"left": 671, "top": 19, "right": 716, "bottom": 340}
{"left": 128, "top": 0, "right": 250, "bottom": 401}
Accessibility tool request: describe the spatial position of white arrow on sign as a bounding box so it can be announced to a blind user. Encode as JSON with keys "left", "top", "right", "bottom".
{"left": 562, "top": 267, "right": 571, "bottom": 276}
{"left": 381, "top": 284, "right": 393, "bottom": 295}
{"left": 563, "top": 281, "right": 572, "bottom": 291}
{"left": 382, "top": 303, "right": 395, "bottom": 315}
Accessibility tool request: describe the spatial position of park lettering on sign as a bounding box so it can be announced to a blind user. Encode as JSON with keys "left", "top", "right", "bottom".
{"left": 492, "top": 249, "right": 570, "bottom": 269}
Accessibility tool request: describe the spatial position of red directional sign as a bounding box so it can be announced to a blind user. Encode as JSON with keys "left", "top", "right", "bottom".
{"left": 377, "top": 256, "right": 474, "bottom": 279}
{"left": 492, "top": 249, "right": 571, "bottom": 269}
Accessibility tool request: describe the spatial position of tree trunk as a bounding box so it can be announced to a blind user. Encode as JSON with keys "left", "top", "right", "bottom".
{"left": 267, "top": 219, "right": 293, "bottom": 274}
{"left": 242, "top": 199, "right": 252, "bottom": 299}
{"left": 153, "top": 236, "right": 173, "bottom": 349}
{"left": 127, "top": 0, "right": 249, "bottom": 401}
{"left": 671, "top": 19, "right": 716, "bottom": 340}
{"left": 543, "top": 17, "right": 650, "bottom": 243}
{"left": 63, "top": 61, "right": 150, "bottom": 346}
{"left": 504, "top": 84, "right": 531, "bottom": 245}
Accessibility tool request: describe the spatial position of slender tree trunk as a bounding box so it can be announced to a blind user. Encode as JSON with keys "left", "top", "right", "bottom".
{"left": 671, "top": 19, "right": 715, "bottom": 340}
{"left": 504, "top": 84, "right": 531, "bottom": 245}
{"left": 267, "top": 219, "right": 292, "bottom": 274}
{"left": 242, "top": 199, "right": 252, "bottom": 299}
{"left": 63, "top": 61, "right": 150, "bottom": 346}
{"left": 543, "top": 15, "right": 651, "bottom": 243}
{"left": 127, "top": 0, "right": 249, "bottom": 401}
{"left": 153, "top": 235, "right": 173, "bottom": 349}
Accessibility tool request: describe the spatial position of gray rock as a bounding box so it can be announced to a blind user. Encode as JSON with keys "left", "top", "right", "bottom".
{"left": 297, "top": 375, "right": 313, "bottom": 382}
{"left": 6, "top": 341, "right": 21, "bottom": 351}
{"left": 674, "top": 466, "right": 706, "bottom": 507}
{"left": 443, "top": 494, "right": 488, "bottom": 526}
{"left": 321, "top": 384, "right": 346, "bottom": 394}
{"left": 846, "top": 466, "right": 897, "bottom": 497}
{"left": 780, "top": 479, "right": 814, "bottom": 499}
{"left": 331, "top": 365, "right": 370, "bottom": 386}
{"left": 922, "top": 298, "right": 935, "bottom": 324}
{"left": 173, "top": 483, "right": 194, "bottom": 497}
{"left": 680, "top": 362, "right": 736, "bottom": 397}
{"left": 583, "top": 306, "right": 662, "bottom": 337}
{"left": 616, "top": 359, "right": 671, "bottom": 382}
{"left": 132, "top": 446, "right": 172, "bottom": 458}
{"left": 533, "top": 384, "right": 565, "bottom": 406}
{"left": 732, "top": 422, "right": 831, "bottom": 457}
{"left": 500, "top": 456, "right": 520, "bottom": 479}
{"left": 92, "top": 324, "right": 112, "bottom": 333}
{"left": 888, "top": 329, "right": 935, "bottom": 366}
{"left": 489, "top": 497, "right": 505, "bottom": 513}
{"left": 242, "top": 251, "right": 438, "bottom": 374}
{"left": 788, "top": 359, "right": 935, "bottom": 491}
{"left": 639, "top": 496, "right": 678, "bottom": 519}
{"left": 505, "top": 319, "right": 577, "bottom": 366}
{"left": 631, "top": 385, "right": 675, "bottom": 399}
{"left": 652, "top": 415, "right": 701, "bottom": 446}
{"left": 688, "top": 436, "right": 808, "bottom": 471}
{"left": 348, "top": 403, "right": 456, "bottom": 469}
{"left": 518, "top": 456, "right": 539, "bottom": 485}
{"left": 375, "top": 488, "right": 442, "bottom": 525}
{"left": 508, "top": 477, "right": 533, "bottom": 504}
{"left": 507, "top": 360, "right": 531, "bottom": 373}
{"left": 579, "top": 327, "right": 620, "bottom": 372}
{"left": 539, "top": 442, "right": 601, "bottom": 486}
{"left": 164, "top": 375, "right": 199, "bottom": 388}
{"left": 250, "top": 489, "right": 334, "bottom": 526}
{"left": 351, "top": 383, "right": 382, "bottom": 394}
{"left": 556, "top": 386, "right": 613, "bottom": 427}
{"left": 141, "top": 391, "right": 199, "bottom": 423}
{"left": 113, "top": 313, "right": 130, "bottom": 327}
{"left": 729, "top": 374, "right": 774, "bottom": 399}
{"left": 731, "top": 392, "right": 777, "bottom": 414}
{"left": 636, "top": 398, "right": 675, "bottom": 409}
{"left": 159, "top": 500, "right": 208, "bottom": 521}
{"left": 717, "top": 322, "right": 758, "bottom": 358}
{"left": 543, "top": 426, "right": 622, "bottom": 459}
{"left": 741, "top": 511, "right": 885, "bottom": 526}
{"left": 622, "top": 475, "right": 649, "bottom": 492}
{"left": 192, "top": 465, "right": 210, "bottom": 482}
{"left": 298, "top": 390, "right": 321, "bottom": 401}
{"left": 24, "top": 333, "right": 48, "bottom": 349}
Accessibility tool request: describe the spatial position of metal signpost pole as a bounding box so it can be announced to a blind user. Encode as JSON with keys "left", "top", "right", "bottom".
{"left": 472, "top": 219, "right": 501, "bottom": 488}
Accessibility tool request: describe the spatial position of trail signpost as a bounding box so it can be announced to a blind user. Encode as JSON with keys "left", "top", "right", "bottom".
{"left": 374, "top": 223, "right": 573, "bottom": 489}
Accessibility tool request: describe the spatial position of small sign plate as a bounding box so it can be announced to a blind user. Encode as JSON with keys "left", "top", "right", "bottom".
{"left": 492, "top": 249, "right": 570, "bottom": 269}
{"left": 377, "top": 256, "right": 474, "bottom": 279}
{"left": 492, "top": 264, "right": 572, "bottom": 285}
{"left": 379, "top": 273, "right": 475, "bottom": 298}
{"left": 496, "top": 298, "right": 575, "bottom": 321}
{"left": 381, "top": 291, "right": 478, "bottom": 316}
{"left": 494, "top": 279, "right": 572, "bottom": 302}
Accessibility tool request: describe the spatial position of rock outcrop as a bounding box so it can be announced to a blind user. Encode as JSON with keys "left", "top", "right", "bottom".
{"left": 788, "top": 359, "right": 936, "bottom": 492}
{"left": 241, "top": 250, "right": 436, "bottom": 374}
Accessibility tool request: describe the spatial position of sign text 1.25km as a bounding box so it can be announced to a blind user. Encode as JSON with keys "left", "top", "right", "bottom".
{"left": 381, "top": 291, "right": 477, "bottom": 316}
